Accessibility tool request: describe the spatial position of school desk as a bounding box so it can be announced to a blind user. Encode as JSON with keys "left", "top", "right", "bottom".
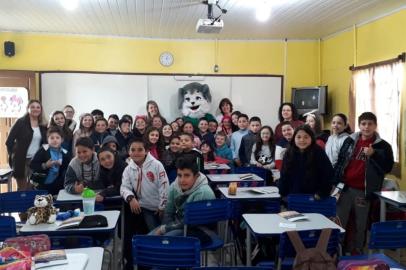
{"left": 0, "top": 168, "right": 13, "bottom": 192}
{"left": 375, "top": 191, "right": 406, "bottom": 221}
{"left": 218, "top": 186, "right": 280, "bottom": 199}
{"left": 206, "top": 173, "right": 264, "bottom": 187}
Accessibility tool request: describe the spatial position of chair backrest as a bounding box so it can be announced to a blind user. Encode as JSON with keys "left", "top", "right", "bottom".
{"left": 132, "top": 235, "right": 200, "bottom": 269}
{"left": 287, "top": 194, "right": 336, "bottom": 217}
{"left": 0, "top": 190, "right": 48, "bottom": 213}
{"left": 184, "top": 199, "right": 231, "bottom": 225}
{"left": 167, "top": 169, "right": 177, "bottom": 183}
{"left": 231, "top": 199, "right": 280, "bottom": 219}
{"left": 0, "top": 216, "right": 17, "bottom": 241}
{"left": 234, "top": 167, "right": 268, "bottom": 181}
{"left": 279, "top": 229, "right": 340, "bottom": 259}
{"left": 369, "top": 220, "right": 406, "bottom": 250}
{"left": 50, "top": 235, "right": 94, "bottom": 249}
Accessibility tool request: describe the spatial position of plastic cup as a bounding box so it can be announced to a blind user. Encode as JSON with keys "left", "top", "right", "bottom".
{"left": 82, "top": 188, "right": 96, "bottom": 215}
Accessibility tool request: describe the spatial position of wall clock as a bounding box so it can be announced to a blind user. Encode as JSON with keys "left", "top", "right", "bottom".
{"left": 159, "top": 52, "right": 174, "bottom": 67}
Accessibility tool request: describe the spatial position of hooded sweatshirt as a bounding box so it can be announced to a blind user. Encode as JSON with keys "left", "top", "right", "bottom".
{"left": 64, "top": 153, "right": 102, "bottom": 194}
{"left": 160, "top": 173, "right": 215, "bottom": 233}
{"left": 120, "top": 153, "right": 169, "bottom": 211}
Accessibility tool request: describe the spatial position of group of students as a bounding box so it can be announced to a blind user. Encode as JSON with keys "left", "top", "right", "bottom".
{"left": 5, "top": 98, "right": 394, "bottom": 267}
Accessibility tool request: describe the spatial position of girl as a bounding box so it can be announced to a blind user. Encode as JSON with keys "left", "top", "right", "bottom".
{"left": 221, "top": 115, "right": 233, "bottom": 143}
{"left": 96, "top": 146, "right": 127, "bottom": 202}
{"left": 161, "top": 124, "right": 173, "bottom": 149}
{"left": 90, "top": 118, "right": 110, "bottom": 152}
{"left": 133, "top": 115, "right": 147, "bottom": 139}
{"left": 49, "top": 110, "right": 73, "bottom": 155}
{"left": 278, "top": 125, "right": 333, "bottom": 198}
{"left": 250, "top": 126, "right": 276, "bottom": 170}
{"left": 304, "top": 112, "right": 329, "bottom": 149}
{"left": 201, "top": 141, "right": 230, "bottom": 165}
{"left": 6, "top": 100, "right": 47, "bottom": 191}
{"left": 72, "top": 113, "right": 94, "bottom": 154}
{"left": 64, "top": 137, "right": 102, "bottom": 194}
{"left": 275, "top": 121, "right": 294, "bottom": 170}
{"left": 161, "top": 135, "right": 181, "bottom": 172}
{"left": 325, "top": 113, "right": 351, "bottom": 167}
{"left": 146, "top": 100, "right": 167, "bottom": 124}
{"left": 216, "top": 98, "right": 233, "bottom": 123}
{"left": 152, "top": 115, "right": 165, "bottom": 130}
{"left": 197, "top": 118, "right": 215, "bottom": 148}
{"left": 231, "top": 111, "right": 241, "bottom": 132}
{"left": 182, "top": 121, "right": 201, "bottom": 148}
{"left": 30, "top": 127, "right": 71, "bottom": 195}
{"left": 274, "top": 103, "right": 303, "bottom": 142}
{"left": 170, "top": 121, "right": 179, "bottom": 133}
{"left": 63, "top": 105, "right": 77, "bottom": 131}
{"left": 175, "top": 117, "right": 184, "bottom": 128}
{"left": 144, "top": 127, "right": 165, "bottom": 160}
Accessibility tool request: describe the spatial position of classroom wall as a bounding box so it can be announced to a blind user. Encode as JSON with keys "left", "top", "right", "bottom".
{"left": 321, "top": 9, "right": 406, "bottom": 188}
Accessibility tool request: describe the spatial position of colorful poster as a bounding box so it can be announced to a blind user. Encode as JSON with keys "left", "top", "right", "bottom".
{"left": 0, "top": 87, "right": 29, "bottom": 118}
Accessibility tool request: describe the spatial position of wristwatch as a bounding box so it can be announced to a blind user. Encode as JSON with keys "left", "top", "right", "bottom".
{"left": 126, "top": 195, "right": 135, "bottom": 203}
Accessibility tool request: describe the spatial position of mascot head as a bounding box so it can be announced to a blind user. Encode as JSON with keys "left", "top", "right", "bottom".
{"left": 178, "top": 82, "right": 212, "bottom": 119}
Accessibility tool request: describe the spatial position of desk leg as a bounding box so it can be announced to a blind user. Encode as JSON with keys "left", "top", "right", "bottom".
{"left": 121, "top": 202, "right": 125, "bottom": 267}
{"left": 246, "top": 227, "right": 251, "bottom": 266}
{"left": 114, "top": 224, "right": 119, "bottom": 270}
{"left": 380, "top": 199, "right": 386, "bottom": 222}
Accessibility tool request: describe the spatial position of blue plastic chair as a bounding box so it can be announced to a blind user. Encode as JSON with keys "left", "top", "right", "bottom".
{"left": 287, "top": 194, "right": 336, "bottom": 217}
{"left": 50, "top": 235, "right": 94, "bottom": 249}
{"left": 184, "top": 199, "right": 231, "bottom": 265}
{"left": 132, "top": 235, "right": 201, "bottom": 269}
{"left": 258, "top": 229, "right": 340, "bottom": 270}
{"left": 0, "top": 190, "right": 48, "bottom": 214}
{"left": 167, "top": 169, "right": 177, "bottom": 183}
{"left": 0, "top": 216, "right": 17, "bottom": 241}
{"left": 231, "top": 199, "right": 280, "bottom": 219}
{"left": 368, "top": 220, "right": 406, "bottom": 250}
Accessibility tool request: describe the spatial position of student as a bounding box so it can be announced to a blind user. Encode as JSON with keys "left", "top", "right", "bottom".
{"left": 197, "top": 118, "right": 215, "bottom": 148}
{"left": 230, "top": 114, "right": 249, "bottom": 166}
{"left": 304, "top": 112, "right": 329, "bottom": 149}
{"left": 144, "top": 127, "right": 165, "bottom": 160}
{"left": 115, "top": 117, "right": 134, "bottom": 159}
{"left": 133, "top": 115, "right": 148, "bottom": 139}
{"left": 121, "top": 114, "right": 134, "bottom": 128}
{"left": 231, "top": 111, "right": 241, "bottom": 132}
{"left": 91, "top": 109, "right": 104, "bottom": 121}
{"left": 334, "top": 112, "right": 393, "bottom": 254}
{"left": 275, "top": 121, "right": 294, "bottom": 170}
{"left": 90, "top": 118, "right": 110, "bottom": 152}
{"left": 30, "top": 127, "right": 71, "bottom": 195}
{"left": 278, "top": 125, "right": 333, "bottom": 198}
{"left": 220, "top": 115, "right": 233, "bottom": 142}
{"left": 63, "top": 105, "right": 77, "bottom": 131}
{"left": 162, "top": 124, "right": 173, "bottom": 149}
{"left": 72, "top": 113, "right": 94, "bottom": 154}
{"left": 152, "top": 115, "right": 165, "bottom": 130}
{"left": 107, "top": 114, "right": 119, "bottom": 136}
{"left": 121, "top": 138, "right": 169, "bottom": 269}
{"left": 175, "top": 117, "right": 184, "bottom": 128}
{"left": 146, "top": 100, "right": 167, "bottom": 125}
{"left": 325, "top": 113, "right": 351, "bottom": 167}
{"left": 179, "top": 132, "right": 204, "bottom": 173}
{"left": 216, "top": 98, "right": 233, "bottom": 123}
{"left": 250, "top": 126, "right": 275, "bottom": 170}
{"left": 201, "top": 141, "right": 229, "bottom": 165}
{"left": 182, "top": 121, "right": 201, "bottom": 148}
{"left": 214, "top": 131, "right": 233, "bottom": 164}
{"left": 6, "top": 100, "right": 47, "bottom": 191}
{"left": 64, "top": 137, "right": 102, "bottom": 194}
{"left": 274, "top": 102, "right": 303, "bottom": 142}
{"left": 151, "top": 156, "right": 216, "bottom": 242}
{"left": 96, "top": 146, "right": 127, "bottom": 202}
{"left": 239, "top": 116, "right": 262, "bottom": 166}
{"left": 101, "top": 135, "right": 119, "bottom": 154}
{"left": 170, "top": 121, "right": 180, "bottom": 133}
{"left": 49, "top": 110, "right": 73, "bottom": 155}
{"left": 161, "top": 135, "right": 181, "bottom": 172}
{"left": 208, "top": 119, "right": 219, "bottom": 135}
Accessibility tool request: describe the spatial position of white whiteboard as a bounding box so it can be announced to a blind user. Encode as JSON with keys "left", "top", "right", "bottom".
{"left": 41, "top": 73, "right": 282, "bottom": 128}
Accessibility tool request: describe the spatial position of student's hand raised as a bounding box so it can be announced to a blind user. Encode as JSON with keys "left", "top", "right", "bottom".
{"left": 129, "top": 198, "right": 142, "bottom": 214}
{"left": 74, "top": 181, "right": 85, "bottom": 194}
{"left": 363, "top": 144, "right": 375, "bottom": 157}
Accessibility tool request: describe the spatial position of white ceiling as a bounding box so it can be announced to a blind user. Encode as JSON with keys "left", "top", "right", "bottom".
{"left": 0, "top": 0, "right": 405, "bottom": 40}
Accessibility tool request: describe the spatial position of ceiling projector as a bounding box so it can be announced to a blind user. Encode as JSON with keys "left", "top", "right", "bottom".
{"left": 196, "top": 18, "right": 224, "bottom": 34}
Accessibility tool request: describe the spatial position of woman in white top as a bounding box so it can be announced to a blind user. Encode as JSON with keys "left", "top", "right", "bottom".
{"left": 325, "top": 113, "right": 351, "bottom": 167}
{"left": 6, "top": 100, "right": 47, "bottom": 191}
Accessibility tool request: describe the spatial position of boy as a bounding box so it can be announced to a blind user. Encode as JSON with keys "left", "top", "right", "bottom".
{"left": 107, "top": 114, "right": 119, "bottom": 136}
{"left": 239, "top": 116, "right": 262, "bottom": 166}
{"left": 91, "top": 109, "right": 104, "bottom": 121}
{"left": 208, "top": 119, "right": 219, "bottom": 134}
{"left": 230, "top": 114, "right": 249, "bottom": 166}
{"left": 334, "top": 112, "right": 393, "bottom": 254}
{"left": 30, "top": 126, "right": 71, "bottom": 195}
{"left": 179, "top": 132, "right": 205, "bottom": 172}
{"left": 115, "top": 117, "right": 134, "bottom": 158}
{"left": 152, "top": 156, "right": 215, "bottom": 238}
{"left": 214, "top": 131, "right": 233, "bottom": 163}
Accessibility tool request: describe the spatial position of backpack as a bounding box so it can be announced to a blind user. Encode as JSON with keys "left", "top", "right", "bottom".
{"left": 287, "top": 228, "right": 337, "bottom": 270}
{"left": 337, "top": 258, "right": 390, "bottom": 270}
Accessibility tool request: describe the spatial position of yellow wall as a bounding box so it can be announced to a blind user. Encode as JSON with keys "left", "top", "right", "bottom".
{"left": 321, "top": 9, "right": 406, "bottom": 188}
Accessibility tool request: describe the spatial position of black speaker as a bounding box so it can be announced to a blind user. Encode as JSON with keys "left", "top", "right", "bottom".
{"left": 4, "top": 41, "right": 15, "bottom": 57}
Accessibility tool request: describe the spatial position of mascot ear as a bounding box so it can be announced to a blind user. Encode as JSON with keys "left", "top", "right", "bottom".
{"left": 47, "top": 194, "right": 53, "bottom": 204}
{"left": 178, "top": 87, "right": 186, "bottom": 109}
{"left": 201, "top": 84, "right": 212, "bottom": 103}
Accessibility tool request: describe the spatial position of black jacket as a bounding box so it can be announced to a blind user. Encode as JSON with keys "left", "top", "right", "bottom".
{"left": 333, "top": 132, "right": 394, "bottom": 197}
{"left": 98, "top": 156, "right": 127, "bottom": 197}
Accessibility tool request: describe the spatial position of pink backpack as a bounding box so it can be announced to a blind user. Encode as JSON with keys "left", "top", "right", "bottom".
{"left": 337, "top": 258, "right": 390, "bottom": 270}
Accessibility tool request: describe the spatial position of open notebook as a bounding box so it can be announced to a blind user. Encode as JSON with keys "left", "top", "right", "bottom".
{"left": 36, "top": 253, "right": 89, "bottom": 270}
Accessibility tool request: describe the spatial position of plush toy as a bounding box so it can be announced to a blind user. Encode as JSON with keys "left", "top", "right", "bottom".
{"left": 178, "top": 82, "right": 215, "bottom": 127}
{"left": 27, "top": 194, "right": 57, "bottom": 225}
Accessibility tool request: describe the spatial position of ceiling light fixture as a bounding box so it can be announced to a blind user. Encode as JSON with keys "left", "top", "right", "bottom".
{"left": 256, "top": 1, "right": 272, "bottom": 22}
{"left": 60, "top": 0, "right": 78, "bottom": 11}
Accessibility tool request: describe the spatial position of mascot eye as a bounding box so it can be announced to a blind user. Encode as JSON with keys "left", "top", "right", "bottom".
{"left": 185, "top": 98, "right": 191, "bottom": 102}
{"left": 196, "top": 97, "right": 201, "bottom": 100}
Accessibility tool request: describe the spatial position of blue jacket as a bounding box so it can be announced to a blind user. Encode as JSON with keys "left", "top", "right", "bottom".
{"left": 215, "top": 144, "right": 233, "bottom": 162}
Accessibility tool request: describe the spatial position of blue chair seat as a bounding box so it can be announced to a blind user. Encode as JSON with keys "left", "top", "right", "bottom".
{"left": 339, "top": 253, "right": 405, "bottom": 269}
{"left": 257, "top": 258, "right": 294, "bottom": 270}
{"left": 201, "top": 235, "right": 224, "bottom": 251}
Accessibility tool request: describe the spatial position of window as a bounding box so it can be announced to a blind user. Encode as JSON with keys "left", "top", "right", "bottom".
{"left": 350, "top": 62, "right": 403, "bottom": 162}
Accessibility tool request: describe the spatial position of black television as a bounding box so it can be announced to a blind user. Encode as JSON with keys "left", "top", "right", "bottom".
{"left": 291, "top": 86, "right": 328, "bottom": 115}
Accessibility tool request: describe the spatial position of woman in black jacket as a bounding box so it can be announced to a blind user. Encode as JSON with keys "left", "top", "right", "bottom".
{"left": 6, "top": 100, "right": 47, "bottom": 191}
{"left": 96, "top": 146, "right": 127, "bottom": 202}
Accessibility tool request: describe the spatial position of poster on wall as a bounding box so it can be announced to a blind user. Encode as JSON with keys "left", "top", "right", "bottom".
{"left": 0, "top": 87, "right": 29, "bottom": 118}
